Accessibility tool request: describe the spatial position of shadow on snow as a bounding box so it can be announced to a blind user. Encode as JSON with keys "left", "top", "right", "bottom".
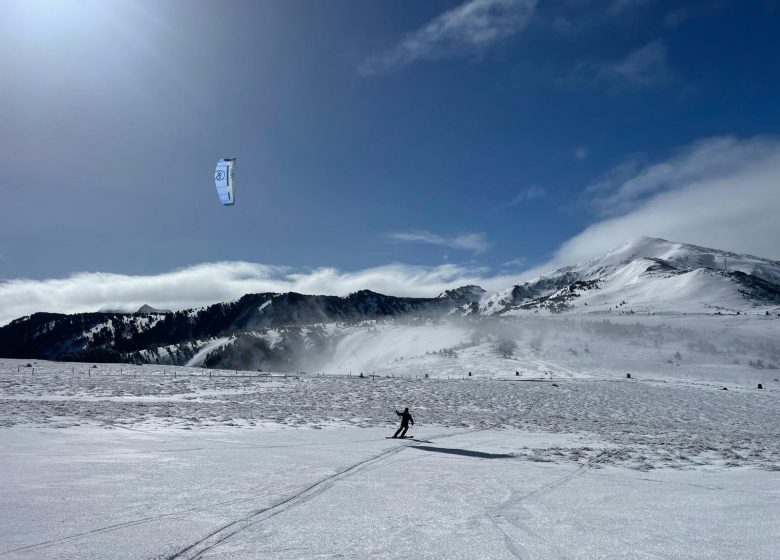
{"left": 410, "top": 445, "right": 514, "bottom": 459}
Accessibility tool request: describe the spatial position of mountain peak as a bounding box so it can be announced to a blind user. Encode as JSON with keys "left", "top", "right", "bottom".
{"left": 483, "top": 237, "right": 780, "bottom": 316}
{"left": 437, "top": 285, "right": 486, "bottom": 303}
{"left": 136, "top": 304, "right": 171, "bottom": 314}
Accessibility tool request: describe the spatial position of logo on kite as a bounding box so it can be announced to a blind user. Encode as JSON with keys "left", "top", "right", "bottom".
{"left": 214, "top": 158, "right": 235, "bottom": 206}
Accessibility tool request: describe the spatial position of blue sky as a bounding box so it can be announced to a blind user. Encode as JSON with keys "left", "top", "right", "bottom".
{"left": 2, "top": 0, "right": 780, "bottom": 320}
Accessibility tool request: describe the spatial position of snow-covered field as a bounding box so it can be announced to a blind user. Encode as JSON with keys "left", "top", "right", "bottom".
{"left": 2, "top": 316, "right": 779, "bottom": 558}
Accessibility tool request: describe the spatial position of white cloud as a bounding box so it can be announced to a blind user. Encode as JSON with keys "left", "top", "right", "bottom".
{"left": 0, "top": 261, "right": 521, "bottom": 326}
{"left": 497, "top": 185, "right": 546, "bottom": 209}
{"left": 387, "top": 230, "right": 490, "bottom": 253}
{"left": 502, "top": 257, "right": 527, "bottom": 268}
{"left": 608, "top": 40, "right": 670, "bottom": 86}
{"left": 588, "top": 136, "right": 780, "bottom": 216}
{"left": 360, "top": 0, "right": 537, "bottom": 75}
{"left": 526, "top": 135, "right": 780, "bottom": 276}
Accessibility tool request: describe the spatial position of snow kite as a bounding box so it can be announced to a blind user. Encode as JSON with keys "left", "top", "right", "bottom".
{"left": 214, "top": 158, "right": 236, "bottom": 206}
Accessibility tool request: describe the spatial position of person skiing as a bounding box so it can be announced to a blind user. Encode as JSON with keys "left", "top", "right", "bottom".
{"left": 393, "top": 407, "right": 414, "bottom": 438}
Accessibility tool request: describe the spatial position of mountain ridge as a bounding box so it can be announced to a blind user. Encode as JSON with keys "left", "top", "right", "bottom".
{"left": 1, "top": 237, "right": 778, "bottom": 367}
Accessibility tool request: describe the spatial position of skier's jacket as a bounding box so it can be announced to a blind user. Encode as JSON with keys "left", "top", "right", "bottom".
{"left": 396, "top": 409, "right": 414, "bottom": 426}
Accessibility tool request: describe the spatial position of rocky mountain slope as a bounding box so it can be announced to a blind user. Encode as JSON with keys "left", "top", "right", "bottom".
{"left": 0, "top": 289, "right": 476, "bottom": 364}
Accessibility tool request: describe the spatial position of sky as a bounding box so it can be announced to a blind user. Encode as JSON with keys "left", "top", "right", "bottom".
{"left": 2, "top": 0, "right": 780, "bottom": 322}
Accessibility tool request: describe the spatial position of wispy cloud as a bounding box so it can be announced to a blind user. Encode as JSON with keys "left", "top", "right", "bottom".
{"left": 497, "top": 185, "right": 546, "bottom": 209}
{"left": 574, "top": 146, "right": 588, "bottom": 160}
{"left": 572, "top": 40, "right": 671, "bottom": 91}
{"left": 664, "top": 8, "right": 689, "bottom": 28}
{"left": 535, "top": 0, "right": 655, "bottom": 36}
{"left": 360, "top": 0, "right": 538, "bottom": 75}
{"left": 587, "top": 136, "right": 779, "bottom": 216}
{"left": 609, "top": 0, "right": 652, "bottom": 15}
{"left": 386, "top": 230, "right": 490, "bottom": 254}
{"left": 502, "top": 256, "right": 527, "bottom": 268}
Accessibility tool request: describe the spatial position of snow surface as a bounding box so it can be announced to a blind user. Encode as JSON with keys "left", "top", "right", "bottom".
{"left": 2, "top": 312, "right": 779, "bottom": 558}
{"left": 1, "top": 425, "right": 777, "bottom": 559}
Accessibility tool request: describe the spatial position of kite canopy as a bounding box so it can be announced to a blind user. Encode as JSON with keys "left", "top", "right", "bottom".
{"left": 214, "top": 158, "right": 236, "bottom": 206}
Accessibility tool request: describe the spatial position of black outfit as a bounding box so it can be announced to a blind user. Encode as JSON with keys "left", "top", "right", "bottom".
{"left": 393, "top": 408, "right": 414, "bottom": 438}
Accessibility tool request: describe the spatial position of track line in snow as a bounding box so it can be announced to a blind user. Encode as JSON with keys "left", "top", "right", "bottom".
{"left": 163, "top": 441, "right": 420, "bottom": 560}
{"left": 0, "top": 489, "right": 278, "bottom": 557}
{"left": 164, "top": 428, "right": 478, "bottom": 559}
{"left": 488, "top": 465, "right": 587, "bottom": 560}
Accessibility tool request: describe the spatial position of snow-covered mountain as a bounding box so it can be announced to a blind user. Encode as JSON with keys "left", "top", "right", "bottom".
{"left": 0, "top": 289, "right": 475, "bottom": 365}
{"left": 2, "top": 237, "right": 779, "bottom": 368}
{"left": 482, "top": 237, "right": 780, "bottom": 316}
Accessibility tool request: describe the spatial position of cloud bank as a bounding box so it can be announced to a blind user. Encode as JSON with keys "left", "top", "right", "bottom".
{"left": 0, "top": 262, "right": 519, "bottom": 326}
{"left": 360, "top": 0, "right": 537, "bottom": 75}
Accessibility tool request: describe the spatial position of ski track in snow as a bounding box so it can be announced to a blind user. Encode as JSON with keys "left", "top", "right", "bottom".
{"left": 0, "top": 426, "right": 481, "bottom": 559}
{"left": 489, "top": 465, "right": 589, "bottom": 560}
{"left": 163, "top": 427, "right": 475, "bottom": 560}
